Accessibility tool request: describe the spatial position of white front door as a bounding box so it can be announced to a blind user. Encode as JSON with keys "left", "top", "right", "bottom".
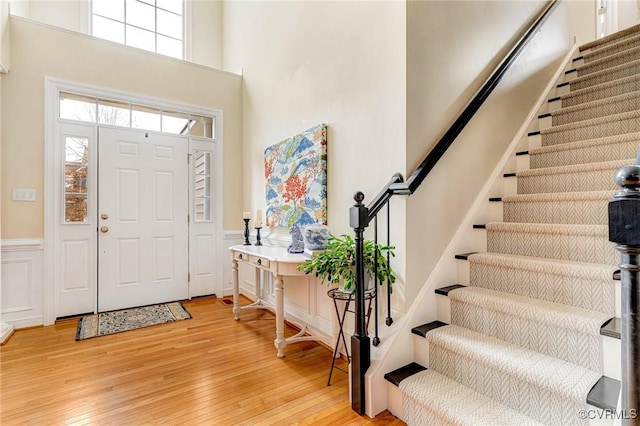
{"left": 97, "top": 127, "right": 189, "bottom": 312}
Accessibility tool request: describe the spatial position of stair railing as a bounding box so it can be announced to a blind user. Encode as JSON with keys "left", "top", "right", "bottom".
{"left": 609, "top": 161, "right": 640, "bottom": 425}
{"left": 348, "top": 0, "right": 561, "bottom": 414}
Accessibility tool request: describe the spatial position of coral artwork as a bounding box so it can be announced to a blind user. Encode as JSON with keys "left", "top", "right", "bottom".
{"left": 265, "top": 123, "right": 327, "bottom": 228}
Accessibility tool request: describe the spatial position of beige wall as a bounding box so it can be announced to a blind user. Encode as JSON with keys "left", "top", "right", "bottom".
{"left": 222, "top": 0, "right": 407, "bottom": 275}
{"left": 403, "top": 0, "right": 595, "bottom": 304}
{"left": 1, "top": 17, "right": 242, "bottom": 238}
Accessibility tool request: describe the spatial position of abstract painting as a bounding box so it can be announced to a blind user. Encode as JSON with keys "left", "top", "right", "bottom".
{"left": 265, "top": 123, "right": 327, "bottom": 227}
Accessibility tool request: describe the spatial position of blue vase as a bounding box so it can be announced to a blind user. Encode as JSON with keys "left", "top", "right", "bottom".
{"left": 303, "top": 223, "right": 330, "bottom": 251}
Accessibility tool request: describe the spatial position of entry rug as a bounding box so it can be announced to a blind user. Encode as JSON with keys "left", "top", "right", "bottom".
{"left": 75, "top": 302, "right": 191, "bottom": 341}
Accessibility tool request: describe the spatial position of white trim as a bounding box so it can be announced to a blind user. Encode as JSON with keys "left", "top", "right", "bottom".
{"left": 1, "top": 239, "right": 44, "bottom": 251}
{"left": 1, "top": 322, "right": 15, "bottom": 344}
{"left": 45, "top": 77, "right": 225, "bottom": 324}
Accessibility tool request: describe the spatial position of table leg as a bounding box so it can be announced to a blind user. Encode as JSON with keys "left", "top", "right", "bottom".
{"left": 274, "top": 274, "right": 286, "bottom": 358}
{"left": 232, "top": 257, "right": 240, "bottom": 320}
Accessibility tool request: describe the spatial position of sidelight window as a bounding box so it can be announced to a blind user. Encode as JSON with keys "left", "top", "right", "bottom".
{"left": 64, "top": 136, "right": 90, "bottom": 223}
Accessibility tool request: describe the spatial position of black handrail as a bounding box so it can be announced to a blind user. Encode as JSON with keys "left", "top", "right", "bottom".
{"left": 349, "top": 0, "right": 561, "bottom": 415}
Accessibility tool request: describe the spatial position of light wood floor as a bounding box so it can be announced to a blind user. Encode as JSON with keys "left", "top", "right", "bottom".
{"left": 0, "top": 296, "right": 405, "bottom": 425}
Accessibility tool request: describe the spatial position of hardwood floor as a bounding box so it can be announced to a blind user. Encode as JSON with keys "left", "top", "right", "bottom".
{"left": 0, "top": 297, "right": 405, "bottom": 425}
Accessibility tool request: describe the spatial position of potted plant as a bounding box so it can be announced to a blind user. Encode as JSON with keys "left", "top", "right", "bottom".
{"left": 297, "top": 234, "right": 396, "bottom": 293}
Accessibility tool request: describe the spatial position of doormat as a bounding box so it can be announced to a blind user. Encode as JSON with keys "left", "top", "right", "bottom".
{"left": 75, "top": 302, "right": 191, "bottom": 341}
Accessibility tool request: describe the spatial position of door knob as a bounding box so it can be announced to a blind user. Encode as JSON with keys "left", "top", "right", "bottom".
{"left": 100, "top": 226, "right": 109, "bottom": 233}
{"left": 101, "top": 213, "right": 109, "bottom": 220}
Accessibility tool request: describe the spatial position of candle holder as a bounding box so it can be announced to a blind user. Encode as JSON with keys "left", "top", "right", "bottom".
{"left": 243, "top": 218, "right": 251, "bottom": 245}
{"left": 255, "top": 227, "right": 263, "bottom": 246}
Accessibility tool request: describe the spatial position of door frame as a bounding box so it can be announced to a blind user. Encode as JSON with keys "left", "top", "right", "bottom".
{"left": 44, "top": 77, "right": 224, "bottom": 325}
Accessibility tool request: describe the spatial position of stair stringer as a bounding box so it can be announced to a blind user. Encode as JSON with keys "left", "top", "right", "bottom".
{"left": 365, "top": 44, "right": 580, "bottom": 418}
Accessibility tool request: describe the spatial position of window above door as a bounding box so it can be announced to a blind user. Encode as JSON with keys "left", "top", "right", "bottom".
{"left": 92, "top": 0, "right": 184, "bottom": 59}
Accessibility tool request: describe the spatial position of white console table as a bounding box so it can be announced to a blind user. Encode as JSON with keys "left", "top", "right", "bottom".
{"left": 229, "top": 245, "right": 329, "bottom": 358}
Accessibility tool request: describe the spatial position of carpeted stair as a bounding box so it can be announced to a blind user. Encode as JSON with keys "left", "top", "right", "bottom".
{"left": 392, "top": 24, "right": 640, "bottom": 426}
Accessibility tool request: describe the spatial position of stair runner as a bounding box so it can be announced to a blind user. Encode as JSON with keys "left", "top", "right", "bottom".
{"left": 399, "top": 25, "right": 640, "bottom": 425}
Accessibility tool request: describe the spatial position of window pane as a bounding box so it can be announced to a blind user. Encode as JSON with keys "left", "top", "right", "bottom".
{"left": 93, "top": 15, "right": 125, "bottom": 44}
{"left": 157, "top": 34, "right": 182, "bottom": 59}
{"left": 157, "top": 0, "right": 183, "bottom": 15}
{"left": 65, "top": 195, "right": 88, "bottom": 223}
{"left": 189, "top": 115, "right": 214, "bottom": 138}
{"left": 65, "top": 165, "right": 88, "bottom": 194}
{"left": 162, "top": 110, "right": 190, "bottom": 135}
{"left": 65, "top": 136, "right": 89, "bottom": 163}
{"left": 126, "top": 0, "right": 156, "bottom": 31}
{"left": 93, "top": 0, "right": 124, "bottom": 21}
{"left": 131, "top": 104, "right": 161, "bottom": 131}
{"left": 126, "top": 25, "right": 156, "bottom": 52}
{"left": 98, "top": 98, "right": 131, "bottom": 127}
{"left": 60, "top": 92, "right": 97, "bottom": 123}
{"left": 157, "top": 9, "right": 182, "bottom": 39}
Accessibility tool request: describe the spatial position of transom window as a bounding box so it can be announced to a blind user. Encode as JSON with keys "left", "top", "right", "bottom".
{"left": 92, "top": 0, "right": 184, "bottom": 59}
{"left": 59, "top": 91, "right": 215, "bottom": 139}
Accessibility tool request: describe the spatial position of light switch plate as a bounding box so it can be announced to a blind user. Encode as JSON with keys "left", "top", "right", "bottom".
{"left": 12, "top": 188, "right": 36, "bottom": 201}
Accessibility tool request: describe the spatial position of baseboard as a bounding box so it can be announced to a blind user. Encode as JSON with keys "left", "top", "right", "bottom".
{"left": 1, "top": 322, "right": 15, "bottom": 344}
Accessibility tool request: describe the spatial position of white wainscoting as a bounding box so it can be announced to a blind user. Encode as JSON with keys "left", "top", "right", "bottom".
{"left": 1, "top": 239, "right": 45, "bottom": 328}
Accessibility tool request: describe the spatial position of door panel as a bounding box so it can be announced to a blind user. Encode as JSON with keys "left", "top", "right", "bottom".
{"left": 98, "top": 127, "right": 188, "bottom": 312}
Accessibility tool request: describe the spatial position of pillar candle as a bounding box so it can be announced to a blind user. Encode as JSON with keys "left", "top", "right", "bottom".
{"left": 243, "top": 211, "right": 251, "bottom": 219}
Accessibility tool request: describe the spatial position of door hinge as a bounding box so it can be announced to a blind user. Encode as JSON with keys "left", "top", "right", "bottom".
{"left": 188, "top": 214, "right": 190, "bottom": 222}
{"left": 188, "top": 272, "right": 191, "bottom": 282}
{"left": 187, "top": 153, "right": 192, "bottom": 164}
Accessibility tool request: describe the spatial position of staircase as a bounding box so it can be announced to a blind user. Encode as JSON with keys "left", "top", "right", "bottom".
{"left": 385, "top": 25, "right": 640, "bottom": 425}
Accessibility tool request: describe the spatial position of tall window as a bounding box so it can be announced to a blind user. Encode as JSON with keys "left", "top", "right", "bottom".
{"left": 92, "top": 0, "right": 184, "bottom": 59}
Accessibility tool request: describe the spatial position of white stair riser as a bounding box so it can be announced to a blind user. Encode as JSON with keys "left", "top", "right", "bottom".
{"left": 386, "top": 382, "right": 404, "bottom": 420}
{"left": 413, "top": 334, "right": 431, "bottom": 367}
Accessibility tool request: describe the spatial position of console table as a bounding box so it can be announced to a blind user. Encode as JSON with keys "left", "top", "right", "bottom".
{"left": 230, "top": 245, "right": 329, "bottom": 358}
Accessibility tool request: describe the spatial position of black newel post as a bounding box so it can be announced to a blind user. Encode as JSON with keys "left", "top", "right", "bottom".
{"left": 609, "top": 164, "right": 640, "bottom": 425}
{"left": 350, "top": 191, "right": 370, "bottom": 414}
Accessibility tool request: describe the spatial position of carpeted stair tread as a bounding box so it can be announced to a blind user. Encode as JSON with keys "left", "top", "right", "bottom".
{"left": 517, "top": 158, "right": 634, "bottom": 194}
{"left": 561, "top": 74, "right": 640, "bottom": 107}
{"left": 551, "top": 90, "right": 640, "bottom": 126}
{"left": 579, "top": 23, "right": 640, "bottom": 52}
{"left": 581, "top": 33, "right": 640, "bottom": 64}
{"left": 541, "top": 110, "right": 640, "bottom": 146}
{"left": 573, "top": 45, "right": 640, "bottom": 77}
{"left": 427, "top": 325, "right": 601, "bottom": 425}
{"left": 567, "top": 59, "right": 640, "bottom": 92}
{"left": 502, "top": 191, "right": 615, "bottom": 225}
{"left": 449, "top": 286, "right": 611, "bottom": 370}
{"left": 400, "top": 369, "right": 544, "bottom": 426}
{"left": 529, "top": 132, "right": 640, "bottom": 168}
{"left": 468, "top": 252, "right": 616, "bottom": 314}
{"left": 485, "top": 222, "right": 617, "bottom": 265}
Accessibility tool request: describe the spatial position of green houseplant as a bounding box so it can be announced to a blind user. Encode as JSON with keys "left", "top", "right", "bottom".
{"left": 297, "top": 234, "right": 396, "bottom": 293}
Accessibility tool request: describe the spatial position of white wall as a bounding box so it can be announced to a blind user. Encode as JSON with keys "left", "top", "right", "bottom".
{"left": 402, "top": 0, "right": 595, "bottom": 305}
{"left": 8, "top": 0, "right": 223, "bottom": 68}
{"left": 618, "top": 0, "right": 640, "bottom": 31}
{"left": 222, "top": 1, "right": 408, "bottom": 284}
